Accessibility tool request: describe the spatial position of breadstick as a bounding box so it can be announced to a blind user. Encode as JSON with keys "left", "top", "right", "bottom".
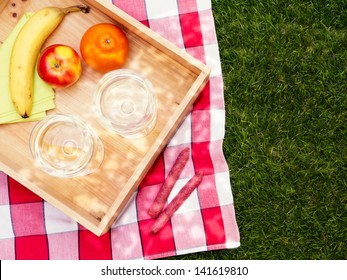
{"left": 150, "top": 171, "right": 203, "bottom": 235}
{"left": 148, "top": 147, "right": 190, "bottom": 218}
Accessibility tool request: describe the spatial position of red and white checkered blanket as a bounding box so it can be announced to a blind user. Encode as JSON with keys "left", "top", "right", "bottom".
{"left": 0, "top": 0, "right": 240, "bottom": 260}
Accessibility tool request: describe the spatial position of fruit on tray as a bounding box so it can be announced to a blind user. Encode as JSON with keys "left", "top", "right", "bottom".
{"left": 80, "top": 23, "right": 129, "bottom": 73}
{"left": 9, "top": 5, "right": 90, "bottom": 118}
{"left": 0, "top": 13, "right": 55, "bottom": 124}
{"left": 37, "top": 44, "right": 82, "bottom": 89}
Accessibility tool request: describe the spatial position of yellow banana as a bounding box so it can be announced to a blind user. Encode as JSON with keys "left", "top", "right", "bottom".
{"left": 9, "top": 5, "right": 90, "bottom": 118}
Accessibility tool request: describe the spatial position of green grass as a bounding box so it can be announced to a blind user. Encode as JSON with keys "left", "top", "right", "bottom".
{"left": 172, "top": 0, "right": 347, "bottom": 260}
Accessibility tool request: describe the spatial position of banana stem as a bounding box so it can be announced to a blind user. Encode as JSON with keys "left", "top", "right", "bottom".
{"left": 61, "top": 5, "right": 90, "bottom": 15}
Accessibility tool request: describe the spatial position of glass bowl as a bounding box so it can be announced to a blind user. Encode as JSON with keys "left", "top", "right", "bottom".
{"left": 93, "top": 69, "right": 157, "bottom": 139}
{"left": 29, "top": 114, "right": 104, "bottom": 178}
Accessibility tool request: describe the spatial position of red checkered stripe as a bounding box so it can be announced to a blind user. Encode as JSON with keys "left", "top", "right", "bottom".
{"left": 0, "top": 0, "right": 240, "bottom": 260}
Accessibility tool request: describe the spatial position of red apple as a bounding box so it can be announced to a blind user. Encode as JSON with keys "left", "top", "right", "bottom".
{"left": 37, "top": 44, "right": 82, "bottom": 89}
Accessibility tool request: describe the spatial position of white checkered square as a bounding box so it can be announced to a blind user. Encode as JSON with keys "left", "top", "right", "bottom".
{"left": 0, "top": 205, "right": 14, "bottom": 238}
{"left": 171, "top": 210, "right": 206, "bottom": 250}
{"left": 112, "top": 193, "right": 138, "bottom": 227}
{"left": 44, "top": 202, "right": 78, "bottom": 234}
{"left": 200, "top": 9, "right": 218, "bottom": 45}
{"left": 197, "top": 0, "right": 212, "bottom": 11}
{"left": 215, "top": 171, "right": 234, "bottom": 205}
{"left": 168, "top": 177, "right": 201, "bottom": 214}
{"left": 145, "top": 0, "right": 179, "bottom": 19}
{"left": 210, "top": 109, "right": 226, "bottom": 141}
{"left": 111, "top": 223, "right": 144, "bottom": 259}
{"left": 204, "top": 43, "right": 222, "bottom": 77}
{"left": 210, "top": 76, "right": 225, "bottom": 109}
{"left": 168, "top": 114, "right": 192, "bottom": 146}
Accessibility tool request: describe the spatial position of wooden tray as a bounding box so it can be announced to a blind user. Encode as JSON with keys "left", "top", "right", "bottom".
{"left": 0, "top": 0, "right": 210, "bottom": 236}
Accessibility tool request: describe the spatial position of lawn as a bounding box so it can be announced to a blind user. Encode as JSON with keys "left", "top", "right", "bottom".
{"left": 174, "top": 0, "right": 346, "bottom": 260}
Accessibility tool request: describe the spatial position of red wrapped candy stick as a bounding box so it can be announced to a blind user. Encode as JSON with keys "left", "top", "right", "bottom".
{"left": 150, "top": 170, "right": 204, "bottom": 235}
{"left": 148, "top": 147, "right": 190, "bottom": 218}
